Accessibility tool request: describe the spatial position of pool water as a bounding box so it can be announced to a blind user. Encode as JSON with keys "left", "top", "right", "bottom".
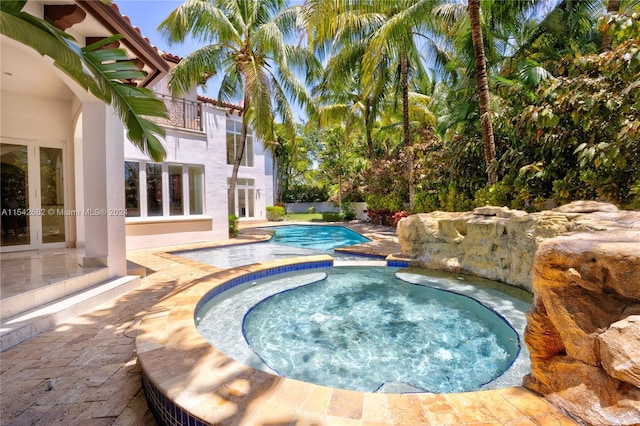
{"left": 268, "top": 225, "right": 370, "bottom": 250}
{"left": 177, "top": 225, "right": 373, "bottom": 268}
{"left": 197, "top": 266, "right": 527, "bottom": 394}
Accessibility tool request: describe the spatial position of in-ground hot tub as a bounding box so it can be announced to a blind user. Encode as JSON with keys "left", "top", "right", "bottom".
{"left": 196, "top": 265, "right": 528, "bottom": 394}
{"left": 138, "top": 255, "right": 533, "bottom": 425}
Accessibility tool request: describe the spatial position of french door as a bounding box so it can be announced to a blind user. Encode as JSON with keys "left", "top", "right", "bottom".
{"left": 1, "top": 139, "right": 67, "bottom": 251}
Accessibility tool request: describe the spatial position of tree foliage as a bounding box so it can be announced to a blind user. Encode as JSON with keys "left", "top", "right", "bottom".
{"left": 268, "top": 2, "right": 640, "bottom": 213}
{"left": 159, "top": 0, "right": 320, "bottom": 199}
{"left": 502, "top": 13, "right": 640, "bottom": 207}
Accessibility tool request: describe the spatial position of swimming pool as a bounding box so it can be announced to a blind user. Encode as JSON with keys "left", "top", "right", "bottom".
{"left": 195, "top": 265, "right": 531, "bottom": 394}
{"left": 267, "top": 225, "right": 370, "bottom": 250}
{"left": 176, "top": 225, "right": 375, "bottom": 268}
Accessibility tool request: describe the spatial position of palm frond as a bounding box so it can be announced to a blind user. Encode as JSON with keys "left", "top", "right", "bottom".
{"left": 270, "top": 76, "right": 296, "bottom": 137}
{"left": 168, "top": 44, "right": 226, "bottom": 96}
{"left": 517, "top": 59, "right": 553, "bottom": 87}
{"left": 1, "top": 3, "right": 167, "bottom": 161}
{"left": 218, "top": 71, "right": 243, "bottom": 104}
{"left": 243, "top": 59, "right": 274, "bottom": 141}
{"left": 81, "top": 37, "right": 167, "bottom": 161}
{"left": 159, "top": 0, "right": 240, "bottom": 45}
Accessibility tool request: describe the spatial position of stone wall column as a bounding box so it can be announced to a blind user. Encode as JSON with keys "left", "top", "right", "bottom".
{"left": 81, "top": 102, "right": 126, "bottom": 277}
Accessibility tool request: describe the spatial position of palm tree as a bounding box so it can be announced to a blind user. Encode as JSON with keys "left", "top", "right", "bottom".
{"left": 159, "top": 0, "right": 319, "bottom": 201}
{"left": 312, "top": 39, "right": 388, "bottom": 160}
{"left": 0, "top": 0, "right": 168, "bottom": 161}
{"left": 432, "top": 0, "right": 538, "bottom": 185}
{"left": 305, "top": 0, "right": 434, "bottom": 210}
{"left": 467, "top": 0, "right": 497, "bottom": 185}
{"left": 367, "top": 3, "right": 436, "bottom": 210}
{"left": 602, "top": 0, "right": 622, "bottom": 52}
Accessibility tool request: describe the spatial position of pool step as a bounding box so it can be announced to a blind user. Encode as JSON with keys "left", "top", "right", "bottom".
{"left": 0, "top": 275, "right": 140, "bottom": 351}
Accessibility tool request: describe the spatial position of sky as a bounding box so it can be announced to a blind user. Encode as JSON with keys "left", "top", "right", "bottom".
{"left": 115, "top": 1, "right": 192, "bottom": 57}
{"left": 115, "top": 1, "right": 222, "bottom": 98}
{"left": 115, "top": 0, "right": 308, "bottom": 120}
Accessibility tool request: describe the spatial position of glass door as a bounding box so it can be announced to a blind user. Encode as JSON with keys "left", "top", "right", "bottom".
{"left": 1, "top": 140, "right": 66, "bottom": 250}
{"left": 40, "top": 147, "right": 65, "bottom": 244}
{"left": 1, "top": 143, "right": 31, "bottom": 247}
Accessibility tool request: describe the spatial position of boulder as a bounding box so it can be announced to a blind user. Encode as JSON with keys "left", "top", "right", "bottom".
{"left": 599, "top": 316, "right": 640, "bottom": 388}
{"left": 524, "top": 222, "right": 640, "bottom": 425}
{"left": 551, "top": 200, "right": 619, "bottom": 213}
{"left": 396, "top": 201, "right": 633, "bottom": 291}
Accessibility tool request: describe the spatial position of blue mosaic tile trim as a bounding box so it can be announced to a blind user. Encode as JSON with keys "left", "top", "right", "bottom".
{"left": 387, "top": 259, "right": 411, "bottom": 268}
{"left": 142, "top": 373, "right": 209, "bottom": 426}
{"left": 334, "top": 250, "right": 386, "bottom": 259}
{"left": 195, "top": 260, "right": 334, "bottom": 313}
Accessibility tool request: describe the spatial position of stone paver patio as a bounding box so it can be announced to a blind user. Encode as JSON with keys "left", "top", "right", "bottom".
{"left": 0, "top": 222, "right": 578, "bottom": 425}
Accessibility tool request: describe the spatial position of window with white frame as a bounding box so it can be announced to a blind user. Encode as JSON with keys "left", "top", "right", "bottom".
{"left": 227, "top": 178, "right": 255, "bottom": 218}
{"left": 226, "top": 120, "right": 253, "bottom": 167}
{"left": 124, "top": 161, "right": 204, "bottom": 218}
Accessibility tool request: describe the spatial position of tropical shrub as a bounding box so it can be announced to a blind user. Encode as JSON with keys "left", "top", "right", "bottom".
{"left": 367, "top": 209, "right": 395, "bottom": 226}
{"left": 411, "top": 127, "right": 486, "bottom": 213}
{"left": 283, "top": 184, "right": 330, "bottom": 203}
{"left": 322, "top": 212, "right": 344, "bottom": 222}
{"left": 503, "top": 13, "right": 640, "bottom": 208}
{"left": 393, "top": 211, "right": 409, "bottom": 226}
{"left": 364, "top": 157, "right": 409, "bottom": 213}
{"left": 266, "top": 206, "right": 286, "bottom": 221}
{"left": 228, "top": 214, "right": 239, "bottom": 238}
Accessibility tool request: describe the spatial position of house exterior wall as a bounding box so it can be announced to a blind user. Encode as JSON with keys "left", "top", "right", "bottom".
{"left": 124, "top": 106, "right": 229, "bottom": 249}
{"left": 81, "top": 102, "right": 127, "bottom": 276}
{"left": 226, "top": 117, "right": 271, "bottom": 224}
{"left": 123, "top": 76, "right": 275, "bottom": 249}
{"left": 263, "top": 146, "right": 276, "bottom": 207}
{"left": 1, "top": 39, "right": 127, "bottom": 277}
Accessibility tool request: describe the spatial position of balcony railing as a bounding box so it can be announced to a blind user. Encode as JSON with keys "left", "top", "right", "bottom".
{"left": 153, "top": 93, "right": 202, "bottom": 131}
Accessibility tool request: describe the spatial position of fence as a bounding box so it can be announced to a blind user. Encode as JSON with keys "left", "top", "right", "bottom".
{"left": 284, "top": 202, "right": 369, "bottom": 221}
{"left": 153, "top": 93, "right": 202, "bottom": 131}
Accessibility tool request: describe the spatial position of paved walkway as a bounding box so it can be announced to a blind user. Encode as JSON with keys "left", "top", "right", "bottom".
{"left": 0, "top": 223, "right": 576, "bottom": 425}
{"left": 0, "top": 232, "right": 266, "bottom": 425}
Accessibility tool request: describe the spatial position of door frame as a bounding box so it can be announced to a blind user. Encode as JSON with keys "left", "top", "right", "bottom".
{"left": 1, "top": 137, "right": 68, "bottom": 252}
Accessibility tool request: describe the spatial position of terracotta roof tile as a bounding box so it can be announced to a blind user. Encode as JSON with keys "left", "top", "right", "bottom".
{"left": 160, "top": 52, "right": 182, "bottom": 64}
{"left": 110, "top": 2, "right": 160, "bottom": 56}
{"left": 197, "top": 95, "right": 243, "bottom": 112}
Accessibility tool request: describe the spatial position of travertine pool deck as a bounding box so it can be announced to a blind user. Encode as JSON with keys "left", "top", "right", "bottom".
{"left": 1, "top": 222, "right": 578, "bottom": 425}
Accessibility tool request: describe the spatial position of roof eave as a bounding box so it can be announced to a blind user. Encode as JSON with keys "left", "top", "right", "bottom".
{"left": 75, "top": 0, "right": 170, "bottom": 88}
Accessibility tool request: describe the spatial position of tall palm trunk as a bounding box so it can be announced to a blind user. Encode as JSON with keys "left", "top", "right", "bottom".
{"left": 365, "top": 97, "right": 374, "bottom": 160}
{"left": 468, "top": 0, "right": 498, "bottom": 185}
{"left": 401, "top": 51, "right": 415, "bottom": 211}
{"left": 601, "top": 0, "right": 621, "bottom": 52}
{"left": 229, "top": 92, "right": 249, "bottom": 214}
{"left": 274, "top": 154, "right": 282, "bottom": 204}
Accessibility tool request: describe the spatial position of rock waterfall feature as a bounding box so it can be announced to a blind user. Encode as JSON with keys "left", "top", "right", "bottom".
{"left": 396, "top": 201, "right": 640, "bottom": 425}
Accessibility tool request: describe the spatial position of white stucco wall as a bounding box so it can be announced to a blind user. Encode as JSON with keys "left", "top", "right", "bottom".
{"left": 0, "top": 92, "right": 73, "bottom": 141}
{"left": 1, "top": 48, "right": 127, "bottom": 276}
{"left": 82, "top": 103, "right": 127, "bottom": 276}
{"left": 264, "top": 150, "right": 276, "bottom": 206}
{"left": 225, "top": 120, "right": 270, "bottom": 222}
{"left": 124, "top": 103, "right": 230, "bottom": 249}
{"left": 1, "top": 90, "right": 77, "bottom": 250}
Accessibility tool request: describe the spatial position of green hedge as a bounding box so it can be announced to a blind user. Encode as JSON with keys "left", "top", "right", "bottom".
{"left": 266, "top": 205, "right": 286, "bottom": 221}
{"left": 228, "top": 214, "right": 239, "bottom": 238}
{"left": 322, "top": 211, "right": 355, "bottom": 222}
